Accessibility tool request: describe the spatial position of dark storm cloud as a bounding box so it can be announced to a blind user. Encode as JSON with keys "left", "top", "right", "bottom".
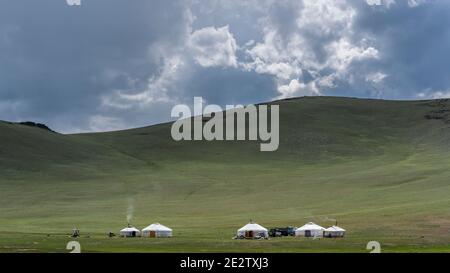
{"left": 0, "top": 0, "right": 189, "bottom": 132}
{"left": 350, "top": 0, "right": 450, "bottom": 99}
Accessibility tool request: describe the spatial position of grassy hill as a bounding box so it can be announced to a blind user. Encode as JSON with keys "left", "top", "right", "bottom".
{"left": 0, "top": 96, "right": 449, "bottom": 252}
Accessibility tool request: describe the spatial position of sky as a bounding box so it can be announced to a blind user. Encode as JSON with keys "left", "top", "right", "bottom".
{"left": 1, "top": 0, "right": 450, "bottom": 133}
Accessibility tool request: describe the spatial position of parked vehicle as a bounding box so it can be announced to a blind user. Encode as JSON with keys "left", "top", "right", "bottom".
{"left": 269, "top": 226, "right": 296, "bottom": 237}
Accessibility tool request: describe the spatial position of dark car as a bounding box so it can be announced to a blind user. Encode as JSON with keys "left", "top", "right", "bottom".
{"left": 269, "top": 226, "right": 296, "bottom": 237}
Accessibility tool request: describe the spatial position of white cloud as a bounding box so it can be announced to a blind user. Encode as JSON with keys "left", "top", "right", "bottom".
{"left": 101, "top": 52, "right": 185, "bottom": 110}
{"left": 242, "top": 0, "right": 380, "bottom": 98}
{"left": 407, "top": 0, "right": 429, "bottom": 7}
{"left": 102, "top": 24, "right": 238, "bottom": 111}
{"left": 326, "top": 38, "right": 379, "bottom": 73}
{"left": 366, "top": 72, "right": 388, "bottom": 84}
{"left": 296, "top": 0, "right": 357, "bottom": 36}
{"left": 188, "top": 25, "right": 238, "bottom": 68}
{"left": 277, "top": 79, "right": 321, "bottom": 98}
{"left": 317, "top": 74, "right": 337, "bottom": 88}
{"left": 101, "top": 0, "right": 388, "bottom": 108}
{"left": 366, "top": 0, "right": 396, "bottom": 8}
{"left": 244, "top": 58, "right": 302, "bottom": 80}
{"left": 366, "top": 0, "right": 429, "bottom": 8}
{"left": 417, "top": 89, "right": 450, "bottom": 99}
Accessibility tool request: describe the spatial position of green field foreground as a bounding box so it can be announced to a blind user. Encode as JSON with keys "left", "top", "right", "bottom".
{"left": 0, "top": 97, "right": 449, "bottom": 252}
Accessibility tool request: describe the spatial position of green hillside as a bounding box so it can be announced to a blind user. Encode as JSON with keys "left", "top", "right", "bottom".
{"left": 0, "top": 97, "right": 449, "bottom": 253}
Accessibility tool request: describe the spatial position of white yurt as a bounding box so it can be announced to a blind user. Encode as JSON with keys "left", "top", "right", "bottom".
{"left": 295, "top": 222, "right": 325, "bottom": 238}
{"left": 324, "top": 226, "right": 346, "bottom": 238}
{"left": 120, "top": 226, "right": 141, "bottom": 237}
{"left": 237, "top": 222, "right": 268, "bottom": 239}
{"left": 142, "top": 223, "right": 173, "bottom": 238}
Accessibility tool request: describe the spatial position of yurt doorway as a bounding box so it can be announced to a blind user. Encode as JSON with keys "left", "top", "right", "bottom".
{"left": 150, "top": 231, "right": 156, "bottom": 238}
{"left": 245, "top": 231, "right": 254, "bottom": 238}
{"left": 305, "top": 230, "right": 311, "bottom": 237}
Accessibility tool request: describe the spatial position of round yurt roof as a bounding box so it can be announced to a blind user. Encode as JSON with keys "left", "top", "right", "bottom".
{"left": 120, "top": 227, "right": 140, "bottom": 232}
{"left": 296, "top": 222, "right": 325, "bottom": 231}
{"left": 324, "top": 225, "right": 346, "bottom": 232}
{"left": 238, "top": 222, "right": 268, "bottom": 232}
{"left": 142, "top": 223, "right": 172, "bottom": 232}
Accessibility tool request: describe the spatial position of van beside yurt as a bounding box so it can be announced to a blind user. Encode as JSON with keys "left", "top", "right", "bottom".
{"left": 324, "top": 226, "right": 346, "bottom": 238}
{"left": 142, "top": 223, "right": 172, "bottom": 238}
{"left": 237, "top": 222, "right": 269, "bottom": 239}
{"left": 295, "top": 222, "right": 325, "bottom": 238}
{"left": 120, "top": 226, "right": 140, "bottom": 237}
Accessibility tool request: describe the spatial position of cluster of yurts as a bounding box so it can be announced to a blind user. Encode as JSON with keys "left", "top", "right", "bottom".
{"left": 119, "top": 221, "right": 345, "bottom": 239}
{"left": 120, "top": 223, "right": 172, "bottom": 238}
{"left": 237, "top": 222, "right": 346, "bottom": 239}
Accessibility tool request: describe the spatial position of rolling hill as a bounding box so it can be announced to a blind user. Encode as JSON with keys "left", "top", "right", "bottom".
{"left": 0, "top": 96, "right": 449, "bottom": 252}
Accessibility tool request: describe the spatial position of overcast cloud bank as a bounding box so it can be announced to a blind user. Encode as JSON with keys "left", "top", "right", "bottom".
{"left": 0, "top": 0, "right": 448, "bottom": 133}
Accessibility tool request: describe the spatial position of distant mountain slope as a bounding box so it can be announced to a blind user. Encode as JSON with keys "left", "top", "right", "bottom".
{"left": 1, "top": 96, "right": 450, "bottom": 174}
{"left": 0, "top": 120, "right": 145, "bottom": 175}
{"left": 77, "top": 96, "right": 450, "bottom": 163}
